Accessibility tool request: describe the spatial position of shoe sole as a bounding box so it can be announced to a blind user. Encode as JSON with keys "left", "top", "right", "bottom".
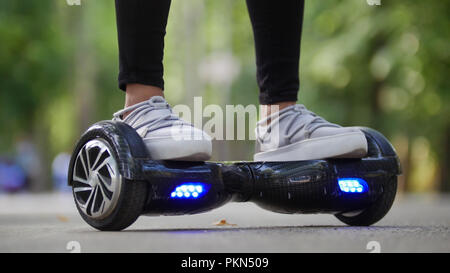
{"left": 253, "top": 131, "right": 368, "bottom": 162}
{"left": 143, "top": 137, "right": 212, "bottom": 161}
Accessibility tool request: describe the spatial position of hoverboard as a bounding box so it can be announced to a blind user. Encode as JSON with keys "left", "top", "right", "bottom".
{"left": 68, "top": 121, "right": 401, "bottom": 231}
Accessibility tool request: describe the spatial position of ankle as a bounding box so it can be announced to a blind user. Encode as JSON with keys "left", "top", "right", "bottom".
{"left": 123, "top": 84, "right": 164, "bottom": 118}
{"left": 260, "top": 101, "right": 296, "bottom": 121}
{"left": 125, "top": 84, "right": 164, "bottom": 107}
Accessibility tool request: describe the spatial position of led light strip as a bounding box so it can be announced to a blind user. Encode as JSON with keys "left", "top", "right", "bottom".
{"left": 338, "top": 178, "right": 368, "bottom": 193}
{"left": 170, "top": 183, "right": 208, "bottom": 199}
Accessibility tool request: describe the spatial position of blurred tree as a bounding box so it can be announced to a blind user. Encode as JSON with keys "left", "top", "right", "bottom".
{"left": 0, "top": 1, "right": 69, "bottom": 191}
{"left": 0, "top": 0, "right": 448, "bottom": 192}
{"left": 298, "top": 1, "right": 449, "bottom": 192}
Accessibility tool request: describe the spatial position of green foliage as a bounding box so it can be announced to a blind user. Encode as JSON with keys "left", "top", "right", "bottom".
{"left": 0, "top": 1, "right": 68, "bottom": 149}
{"left": 0, "top": 0, "right": 448, "bottom": 191}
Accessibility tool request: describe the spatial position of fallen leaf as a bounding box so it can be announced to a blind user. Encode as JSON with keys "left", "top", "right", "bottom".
{"left": 57, "top": 215, "right": 69, "bottom": 222}
{"left": 213, "top": 219, "right": 237, "bottom": 226}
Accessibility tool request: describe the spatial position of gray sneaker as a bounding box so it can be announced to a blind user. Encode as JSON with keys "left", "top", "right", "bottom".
{"left": 254, "top": 104, "right": 367, "bottom": 161}
{"left": 113, "top": 96, "right": 212, "bottom": 161}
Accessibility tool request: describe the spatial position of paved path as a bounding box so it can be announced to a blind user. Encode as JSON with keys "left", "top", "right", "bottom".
{"left": 0, "top": 193, "right": 449, "bottom": 252}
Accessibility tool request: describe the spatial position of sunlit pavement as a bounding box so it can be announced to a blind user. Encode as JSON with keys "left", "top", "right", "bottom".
{"left": 0, "top": 192, "right": 449, "bottom": 253}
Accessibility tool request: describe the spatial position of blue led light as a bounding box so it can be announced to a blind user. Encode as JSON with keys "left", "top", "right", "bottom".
{"left": 338, "top": 178, "right": 368, "bottom": 194}
{"left": 170, "top": 183, "right": 209, "bottom": 199}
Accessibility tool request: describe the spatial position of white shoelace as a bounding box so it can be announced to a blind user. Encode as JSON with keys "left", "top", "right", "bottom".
{"left": 256, "top": 104, "right": 340, "bottom": 142}
{"left": 113, "top": 96, "right": 191, "bottom": 133}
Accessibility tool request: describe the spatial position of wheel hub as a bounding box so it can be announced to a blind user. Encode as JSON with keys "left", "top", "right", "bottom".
{"left": 72, "top": 138, "right": 122, "bottom": 219}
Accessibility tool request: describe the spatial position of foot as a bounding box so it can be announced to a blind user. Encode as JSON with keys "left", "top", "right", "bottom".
{"left": 113, "top": 96, "right": 212, "bottom": 161}
{"left": 254, "top": 104, "right": 367, "bottom": 161}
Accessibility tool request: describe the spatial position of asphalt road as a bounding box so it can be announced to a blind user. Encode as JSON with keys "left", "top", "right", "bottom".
{"left": 0, "top": 192, "right": 449, "bottom": 253}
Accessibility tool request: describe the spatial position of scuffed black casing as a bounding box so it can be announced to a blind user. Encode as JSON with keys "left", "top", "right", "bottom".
{"left": 240, "top": 127, "right": 401, "bottom": 214}
{"left": 137, "top": 160, "right": 231, "bottom": 216}
{"left": 69, "top": 121, "right": 401, "bottom": 217}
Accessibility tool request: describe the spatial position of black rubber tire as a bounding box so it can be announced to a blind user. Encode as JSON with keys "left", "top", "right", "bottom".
{"left": 70, "top": 126, "right": 147, "bottom": 231}
{"left": 335, "top": 176, "right": 397, "bottom": 226}
{"left": 74, "top": 178, "right": 147, "bottom": 231}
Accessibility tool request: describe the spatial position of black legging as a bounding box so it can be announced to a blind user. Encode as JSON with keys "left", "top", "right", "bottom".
{"left": 115, "top": 0, "right": 304, "bottom": 105}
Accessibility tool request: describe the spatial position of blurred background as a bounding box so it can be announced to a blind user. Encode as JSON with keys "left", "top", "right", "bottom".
{"left": 0, "top": 0, "right": 448, "bottom": 194}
